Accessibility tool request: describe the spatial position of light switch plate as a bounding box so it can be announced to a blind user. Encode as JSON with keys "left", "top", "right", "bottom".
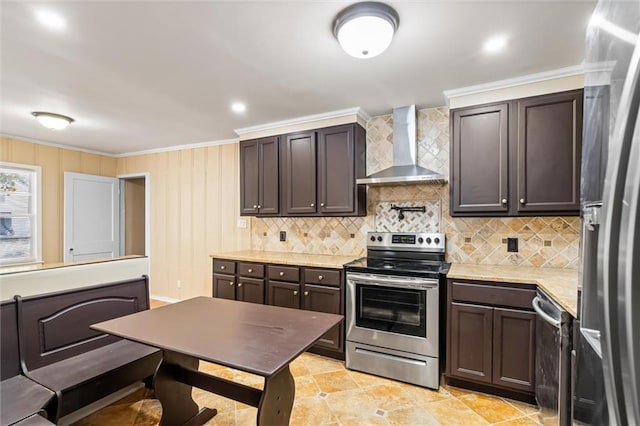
{"left": 237, "top": 219, "right": 247, "bottom": 229}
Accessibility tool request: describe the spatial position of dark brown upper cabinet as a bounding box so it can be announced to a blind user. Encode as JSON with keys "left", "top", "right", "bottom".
{"left": 281, "top": 123, "right": 366, "bottom": 217}
{"left": 283, "top": 131, "right": 318, "bottom": 215}
{"left": 516, "top": 90, "right": 582, "bottom": 213}
{"left": 240, "top": 136, "right": 279, "bottom": 216}
{"left": 450, "top": 89, "right": 583, "bottom": 217}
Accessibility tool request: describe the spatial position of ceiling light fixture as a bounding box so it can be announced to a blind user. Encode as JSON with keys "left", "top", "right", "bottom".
{"left": 483, "top": 35, "right": 508, "bottom": 53}
{"left": 31, "top": 112, "right": 75, "bottom": 130}
{"left": 35, "top": 9, "right": 66, "bottom": 31}
{"left": 231, "top": 102, "right": 247, "bottom": 114}
{"left": 333, "top": 2, "right": 399, "bottom": 59}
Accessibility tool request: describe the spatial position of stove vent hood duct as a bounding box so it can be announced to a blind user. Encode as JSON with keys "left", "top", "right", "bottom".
{"left": 357, "top": 105, "right": 446, "bottom": 185}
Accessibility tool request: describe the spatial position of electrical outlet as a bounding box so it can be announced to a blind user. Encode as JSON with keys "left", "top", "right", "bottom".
{"left": 280, "top": 231, "right": 286, "bottom": 242}
{"left": 507, "top": 238, "right": 519, "bottom": 253}
{"left": 176, "top": 280, "right": 182, "bottom": 289}
{"left": 237, "top": 219, "right": 247, "bottom": 229}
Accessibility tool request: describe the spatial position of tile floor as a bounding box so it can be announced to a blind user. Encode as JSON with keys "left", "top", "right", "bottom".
{"left": 73, "top": 351, "right": 541, "bottom": 426}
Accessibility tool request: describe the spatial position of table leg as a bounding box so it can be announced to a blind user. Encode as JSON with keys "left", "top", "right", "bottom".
{"left": 257, "top": 365, "right": 295, "bottom": 426}
{"left": 156, "top": 350, "right": 217, "bottom": 426}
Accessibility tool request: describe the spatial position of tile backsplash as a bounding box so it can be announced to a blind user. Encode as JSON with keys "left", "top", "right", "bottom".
{"left": 251, "top": 107, "right": 579, "bottom": 269}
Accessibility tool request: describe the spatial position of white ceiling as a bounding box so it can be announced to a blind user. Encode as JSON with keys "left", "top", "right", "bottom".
{"left": 1, "top": 1, "right": 596, "bottom": 155}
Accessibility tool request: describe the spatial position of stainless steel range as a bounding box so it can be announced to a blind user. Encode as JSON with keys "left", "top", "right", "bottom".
{"left": 344, "top": 232, "right": 449, "bottom": 389}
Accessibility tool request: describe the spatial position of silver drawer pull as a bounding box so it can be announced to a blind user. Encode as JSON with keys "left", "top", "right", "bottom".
{"left": 502, "top": 198, "right": 507, "bottom": 204}
{"left": 253, "top": 205, "right": 257, "bottom": 209}
{"left": 238, "top": 283, "right": 243, "bottom": 287}
{"left": 279, "top": 271, "right": 285, "bottom": 277}
{"left": 220, "top": 265, "right": 225, "bottom": 270}
{"left": 293, "top": 290, "right": 298, "bottom": 296}
{"left": 520, "top": 198, "right": 526, "bottom": 204}
{"left": 310, "top": 203, "right": 315, "bottom": 207}
{"left": 304, "top": 291, "right": 309, "bottom": 296}
{"left": 248, "top": 268, "right": 253, "bottom": 273}
{"left": 318, "top": 275, "right": 323, "bottom": 281}
{"left": 228, "top": 281, "right": 234, "bottom": 286}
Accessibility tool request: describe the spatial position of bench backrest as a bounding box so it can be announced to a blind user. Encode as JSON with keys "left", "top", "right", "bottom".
{"left": 17, "top": 276, "right": 150, "bottom": 372}
{"left": 1, "top": 299, "right": 20, "bottom": 380}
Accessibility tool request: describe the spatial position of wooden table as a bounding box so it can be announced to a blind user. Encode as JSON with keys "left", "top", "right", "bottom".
{"left": 92, "top": 297, "right": 343, "bottom": 426}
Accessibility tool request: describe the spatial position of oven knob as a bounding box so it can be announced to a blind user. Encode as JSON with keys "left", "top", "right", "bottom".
{"left": 418, "top": 237, "right": 424, "bottom": 244}
{"left": 434, "top": 237, "right": 440, "bottom": 245}
{"left": 370, "top": 236, "right": 376, "bottom": 242}
{"left": 426, "top": 237, "right": 432, "bottom": 244}
{"left": 377, "top": 236, "right": 383, "bottom": 242}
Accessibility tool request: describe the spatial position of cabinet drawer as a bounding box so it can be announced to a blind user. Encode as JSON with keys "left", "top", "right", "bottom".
{"left": 213, "top": 259, "right": 236, "bottom": 274}
{"left": 268, "top": 265, "right": 300, "bottom": 282}
{"left": 304, "top": 268, "right": 341, "bottom": 287}
{"left": 450, "top": 280, "right": 535, "bottom": 310}
{"left": 238, "top": 262, "right": 264, "bottom": 278}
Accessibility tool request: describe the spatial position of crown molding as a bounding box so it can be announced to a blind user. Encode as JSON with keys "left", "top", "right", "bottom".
{"left": 1, "top": 133, "right": 116, "bottom": 157}
{"left": 234, "top": 107, "right": 371, "bottom": 136}
{"left": 443, "top": 64, "right": 585, "bottom": 102}
{"left": 115, "top": 138, "right": 238, "bottom": 157}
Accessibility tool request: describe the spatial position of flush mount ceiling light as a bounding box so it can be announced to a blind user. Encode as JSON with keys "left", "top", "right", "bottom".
{"left": 31, "top": 112, "right": 75, "bottom": 130}
{"left": 231, "top": 102, "right": 247, "bottom": 114}
{"left": 333, "top": 2, "right": 399, "bottom": 59}
{"left": 35, "top": 9, "right": 66, "bottom": 31}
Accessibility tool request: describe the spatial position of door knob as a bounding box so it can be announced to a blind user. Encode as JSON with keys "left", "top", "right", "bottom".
{"left": 520, "top": 198, "right": 526, "bottom": 204}
{"left": 501, "top": 198, "right": 507, "bottom": 204}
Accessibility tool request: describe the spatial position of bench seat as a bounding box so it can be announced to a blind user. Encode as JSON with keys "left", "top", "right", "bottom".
{"left": 0, "top": 375, "right": 55, "bottom": 426}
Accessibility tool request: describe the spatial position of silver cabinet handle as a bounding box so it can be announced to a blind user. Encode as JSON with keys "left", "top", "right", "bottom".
{"left": 238, "top": 283, "right": 243, "bottom": 287}
{"left": 248, "top": 268, "right": 253, "bottom": 273}
{"left": 520, "top": 198, "right": 526, "bottom": 204}
{"left": 304, "top": 291, "right": 309, "bottom": 296}
{"left": 502, "top": 198, "right": 508, "bottom": 204}
{"left": 318, "top": 275, "right": 323, "bottom": 280}
{"left": 320, "top": 202, "right": 325, "bottom": 207}
{"left": 279, "top": 271, "right": 285, "bottom": 277}
{"left": 253, "top": 205, "right": 257, "bottom": 209}
{"left": 293, "top": 290, "right": 298, "bottom": 296}
{"left": 310, "top": 203, "right": 315, "bottom": 207}
{"left": 228, "top": 281, "right": 234, "bottom": 286}
{"left": 257, "top": 205, "right": 262, "bottom": 209}
{"left": 220, "top": 265, "right": 225, "bottom": 270}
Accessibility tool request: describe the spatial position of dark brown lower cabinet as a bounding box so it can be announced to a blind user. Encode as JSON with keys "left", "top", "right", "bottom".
{"left": 213, "top": 274, "right": 235, "bottom": 300}
{"left": 449, "top": 303, "right": 493, "bottom": 384}
{"left": 267, "top": 281, "right": 301, "bottom": 309}
{"left": 492, "top": 308, "right": 536, "bottom": 392}
{"left": 447, "top": 279, "right": 537, "bottom": 400}
{"left": 237, "top": 277, "right": 265, "bottom": 304}
{"left": 303, "top": 284, "right": 342, "bottom": 352}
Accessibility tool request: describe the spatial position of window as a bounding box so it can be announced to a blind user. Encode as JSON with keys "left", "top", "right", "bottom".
{"left": 0, "top": 163, "right": 41, "bottom": 265}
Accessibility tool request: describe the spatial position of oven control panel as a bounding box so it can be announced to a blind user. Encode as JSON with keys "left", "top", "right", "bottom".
{"left": 367, "top": 232, "right": 445, "bottom": 252}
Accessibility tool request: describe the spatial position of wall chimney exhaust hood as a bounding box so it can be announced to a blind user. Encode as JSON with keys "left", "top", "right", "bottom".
{"left": 357, "top": 105, "right": 446, "bottom": 186}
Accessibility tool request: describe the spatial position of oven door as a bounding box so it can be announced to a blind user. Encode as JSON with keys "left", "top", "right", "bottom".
{"left": 346, "top": 272, "right": 439, "bottom": 357}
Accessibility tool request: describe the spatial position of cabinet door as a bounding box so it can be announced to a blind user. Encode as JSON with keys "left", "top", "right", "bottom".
{"left": 492, "top": 308, "right": 536, "bottom": 392}
{"left": 213, "top": 274, "right": 236, "bottom": 300}
{"left": 283, "top": 131, "right": 317, "bottom": 215}
{"left": 267, "top": 281, "right": 300, "bottom": 309}
{"left": 239, "top": 140, "right": 259, "bottom": 215}
{"left": 449, "top": 302, "right": 493, "bottom": 383}
{"left": 258, "top": 137, "right": 279, "bottom": 215}
{"left": 451, "top": 103, "right": 510, "bottom": 215}
{"left": 303, "top": 284, "right": 342, "bottom": 351}
{"left": 317, "top": 125, "right": 355, "bottom": 214}
{"left": 237, "top": 277, "right": 265, "bottom": 304}
{"left": 515, "top": 90, "right": 582, "bottom": 213}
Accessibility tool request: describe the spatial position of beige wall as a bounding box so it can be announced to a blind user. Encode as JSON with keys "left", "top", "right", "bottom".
{"left": 117, "top": 144, "right": 251, "bottom": 300}
{"left": 124, "top": 178, "right": 145, "bottom": 256}
{"left": 0, "top": 136, "right": 117, "bottom": 263}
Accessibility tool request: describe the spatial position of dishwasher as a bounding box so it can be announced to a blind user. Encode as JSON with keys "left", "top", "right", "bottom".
{"left": 532, "top": 289, "right": 572, "bottom": 426}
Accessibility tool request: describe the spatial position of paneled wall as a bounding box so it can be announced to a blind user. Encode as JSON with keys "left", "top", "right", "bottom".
{"left": 0, "top": 136, "right": 117, "bottom": 263}
{"left": 117, "top": 143, "right": 251, "bottom": 300}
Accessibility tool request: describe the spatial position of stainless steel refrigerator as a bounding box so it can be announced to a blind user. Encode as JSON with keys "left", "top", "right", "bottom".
{"left": 577, "top": 0, "right": 640, "bottom": 424}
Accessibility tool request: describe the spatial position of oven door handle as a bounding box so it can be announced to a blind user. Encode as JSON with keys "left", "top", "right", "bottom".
{"left": 347, "top": 273, "right": 438, "bottom": 289}
{"left": 532, "top": 296, "right": 561, "bottom": 329}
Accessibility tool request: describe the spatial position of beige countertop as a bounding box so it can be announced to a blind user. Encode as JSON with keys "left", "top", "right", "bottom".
{"left": 448, "top": 263, "right": 579, "bottom": 317}
{"left": 0, "top": 255, "right": 146, "bottom": 275}
{"left": 211, "top": 250, "right": 357, "bottom": 269}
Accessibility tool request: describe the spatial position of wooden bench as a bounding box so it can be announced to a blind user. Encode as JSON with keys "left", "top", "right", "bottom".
{"left": 1, "top": 299, "right": 55, "bottom": 425}
{"left": 15, "top": 276, "right": 162, "bottom": 422}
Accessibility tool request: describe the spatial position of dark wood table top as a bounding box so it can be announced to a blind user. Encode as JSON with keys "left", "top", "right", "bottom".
{"left": 92, "top": 297, "right": 343, "bottom": 377}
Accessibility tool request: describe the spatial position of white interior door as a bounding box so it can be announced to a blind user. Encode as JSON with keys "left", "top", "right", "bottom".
{"left": 64, "top": 172, "right": 120, "bottom": 262}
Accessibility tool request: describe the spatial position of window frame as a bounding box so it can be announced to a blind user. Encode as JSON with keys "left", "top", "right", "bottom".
{"left": 0, "top": 162, "right": 42, "bottom": 266}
